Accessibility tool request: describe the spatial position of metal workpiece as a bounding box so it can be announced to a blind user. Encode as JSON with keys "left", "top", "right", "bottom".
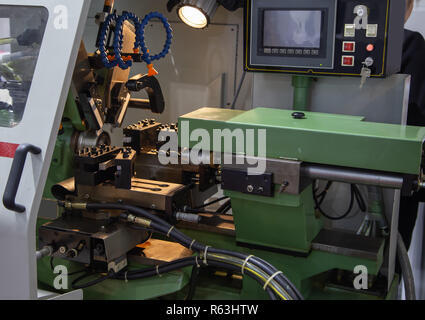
{"left": 76, "top": 130, "right": 111, "bottom": 151}
{"left": 301, "top": 164, "right": 404, "bottom": 189}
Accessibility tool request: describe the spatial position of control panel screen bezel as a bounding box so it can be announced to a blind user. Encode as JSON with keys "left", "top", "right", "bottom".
{"left": 259, "top": 8, "right": 329, "bottom": 60}
{"left": 248, "top": 0, "right": 337, "bottom": 70}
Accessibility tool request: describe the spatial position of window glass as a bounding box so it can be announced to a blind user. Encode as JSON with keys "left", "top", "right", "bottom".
{"left": 0, "top": 5, "right": 48, "bottom": 127}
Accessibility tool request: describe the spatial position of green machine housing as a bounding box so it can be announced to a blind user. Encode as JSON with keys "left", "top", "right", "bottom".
{"left": 179, "top": 107, "right": 425, "bottom": 255}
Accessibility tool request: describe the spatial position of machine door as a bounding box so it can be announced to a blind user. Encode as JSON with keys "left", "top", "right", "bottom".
{"left": 0, "top": 0, "right": 90, "bottom": 299}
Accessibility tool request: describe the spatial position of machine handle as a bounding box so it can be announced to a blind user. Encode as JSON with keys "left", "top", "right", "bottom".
{"left": 3, "top": 143, "right": 41, "bottom": 213}
{"left": 126, "top": 74, "right": 165, "bottom": 114}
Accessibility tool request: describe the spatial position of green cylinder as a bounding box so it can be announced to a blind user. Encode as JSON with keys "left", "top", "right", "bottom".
{"left": 292, "top": 76, "right": 312, "bottom": 111}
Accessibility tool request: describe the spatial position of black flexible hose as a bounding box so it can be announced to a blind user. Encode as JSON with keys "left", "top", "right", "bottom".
{"left": 82, "top": 202, "right": 301, "bottom": 300}
{"left": 397, "top": 232, "right": 416, "bottom": 300}
{"left": 314, "top": 183, "right": 354, "bottom": 220}
{"left": 72, "top": 270, "right": 115, "bottom": 289}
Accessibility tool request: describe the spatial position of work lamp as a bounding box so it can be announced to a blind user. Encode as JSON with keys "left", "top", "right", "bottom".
{"left": 177, "top": 0, "right": 218, "bottom": 28}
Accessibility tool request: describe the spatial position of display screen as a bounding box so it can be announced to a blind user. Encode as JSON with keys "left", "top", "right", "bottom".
{"left": 263, "top": 10, "right": 322, "bottom": 49}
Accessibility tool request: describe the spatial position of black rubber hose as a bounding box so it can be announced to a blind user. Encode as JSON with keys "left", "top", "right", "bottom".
{"left": 208, "top": 247, "right": 303, "bottom": 300}
{"left": 114, "top": 257, "right": 198, "bottom": 280}
{"left": 148, "top": 225, "right": 302, "bottom": 300}
{"left": 206, "top": 260, "right": 279, "bottom": 300}
{"left": 85, "top": 202, "right": 301, "bottom": 299}
{"left": 87, "top": 203, "right": 169, "bottom": 228}
{"left": 72, "top": 270, "right": 115, "bottom": 289}
{"left": 397, "top": 232, "right": 416, "bottom": 300}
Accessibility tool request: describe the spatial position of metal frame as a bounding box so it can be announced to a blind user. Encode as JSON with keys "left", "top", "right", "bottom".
{"left": 0, "top": 0, "right": 91, "bottom": 299}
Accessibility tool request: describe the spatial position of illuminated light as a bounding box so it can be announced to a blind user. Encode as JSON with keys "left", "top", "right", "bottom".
{"left": 178, "top": 6, "right": 208, "bottom": 28}
{"left": 177, "top": 0, "right": 218, "bottom": 29}
{"left": 366, "top": 44, "right": 375, "bottom": 52}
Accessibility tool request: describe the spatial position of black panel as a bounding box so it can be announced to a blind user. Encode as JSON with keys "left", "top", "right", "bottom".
{"left": 245, "top": 0, "right": 405, "bottom": 77}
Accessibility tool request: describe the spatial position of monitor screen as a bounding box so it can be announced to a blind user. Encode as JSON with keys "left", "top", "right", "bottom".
{"left": 263, "top": 10, "right": 322, "bottom": 49}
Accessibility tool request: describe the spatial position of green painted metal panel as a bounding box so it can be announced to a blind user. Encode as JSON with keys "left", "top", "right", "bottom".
{"left": 179, "top": 107, "right": 425, "bottom": 175}
{"left": 225, "top": 185, "right": 322, "bottom": 253}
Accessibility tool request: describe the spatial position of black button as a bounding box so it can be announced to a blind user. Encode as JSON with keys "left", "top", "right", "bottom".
{"left": 292, "top": 112, "right": 306, "bottom": 119}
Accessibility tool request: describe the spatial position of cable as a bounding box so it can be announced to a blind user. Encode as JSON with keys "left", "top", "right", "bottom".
{"left": 397, "top": 232, "right": 416, "bottom": 300}
{"left": 192, "top": 196, "right": 229, "bottom": 210}
{"left": 49, "top": 257, "right": 86, "bottom": 276}
{"left": 313, "top": 181, "right": 366, "bottom": 221}
{"left": 71, "top": 270, "right": 116, "bottom": 290}
{"left": 71, "top": 201, "right": 301, "bottom": 300}
{"left": 185, "top": 265, "right": 200, "bottom": 300}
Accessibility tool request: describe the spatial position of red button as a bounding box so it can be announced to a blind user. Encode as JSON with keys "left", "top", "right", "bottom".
{"left": 366, "top": 44, "right": 375, "bottom": 52}
{"left": 343, "top": 42, "right": 355, "bottom": 52}
{"left": 342, "top": 56, "right": 354, "bottom": 66}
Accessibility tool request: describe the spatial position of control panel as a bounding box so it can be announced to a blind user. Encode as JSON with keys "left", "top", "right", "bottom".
{"left": 245, "top": 0, "right": 405, "bottom": 77}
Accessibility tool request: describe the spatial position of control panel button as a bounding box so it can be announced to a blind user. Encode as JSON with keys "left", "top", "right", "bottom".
{"left": 295, "top": 49, "right": 303, "bottom": 55}
{"left": 279, "top": 48, "right": 287, "bottom": 54}
{"left": 366, "top": 44, "right": 375, "bottom": 52}
{"left": 311, "top": 49, "right": 319, "bottom": 55}
{"left": 272, "top": 48, "right": 279, "bottom": 54}
{"left": 366, "top": 24, "right": 378, "bottom": 37}
{"left": 342, "top": 56, "right": 355, "bottom": 67}
{"left": 343, "top": 41, "right": 355, "bottom": 52}
{"left": 303, "top": 49, "right": 311, "bottom": 55}
{"left": 344, "top": 24, "right": 356, "bottom": 37}
{"left": 264, "top": 48, "right": 271, "bottom": 54}
{"left": 287, "top": 49, "right": 295, "bottom": 54}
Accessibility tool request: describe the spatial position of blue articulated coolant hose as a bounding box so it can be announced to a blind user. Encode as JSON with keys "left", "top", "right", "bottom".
{"left": 99, "top": 11, "right": 173, "bottom": 72}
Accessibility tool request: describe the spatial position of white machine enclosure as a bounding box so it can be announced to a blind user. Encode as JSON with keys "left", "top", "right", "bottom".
{"left": 0, "top": 0, "right": 91, "bottom": 299}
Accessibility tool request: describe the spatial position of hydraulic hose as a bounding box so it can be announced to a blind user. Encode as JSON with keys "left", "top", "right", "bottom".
{"left": 397, "top": 232, "right": 416, "bottom": 300}
{"left": 64, "top": 201, "right": 302, "bottom": 300}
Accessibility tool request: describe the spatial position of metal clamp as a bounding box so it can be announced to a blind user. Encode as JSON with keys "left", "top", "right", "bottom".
{"left": 3, "top": 143, "right": 41, "bottom": 213}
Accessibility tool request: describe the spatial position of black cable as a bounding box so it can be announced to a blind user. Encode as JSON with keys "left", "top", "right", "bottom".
{"left": 192, "top": 196, "right": 229, "bottom": 210}
{"left": 314, "top": 182, "right": 367, "bottom": 221}
{"left": 80, "top": 202, "right": 301, "bottom": 300}
{"left": 313, "top": 181, "right": 355, "bottom": 221}
{"left": 207, "top": 247, "right": 303, "bottom": 300}
{"left": 71, "top": 270, "right": 115, "bottom": 290}
{"left": 216, "top": 199, "right": 232, "bottom": 214}
{"left": 49, "top": 256, "right": 86, "bottom": 276}
{"left": 146, "top": 222, "right": 302, "bottom": 300}
{"left": 185, "top": 265, "right": 200, "bottom": 300}
{"left": 352, "top": 184, "right": 367, "bottom": 212}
